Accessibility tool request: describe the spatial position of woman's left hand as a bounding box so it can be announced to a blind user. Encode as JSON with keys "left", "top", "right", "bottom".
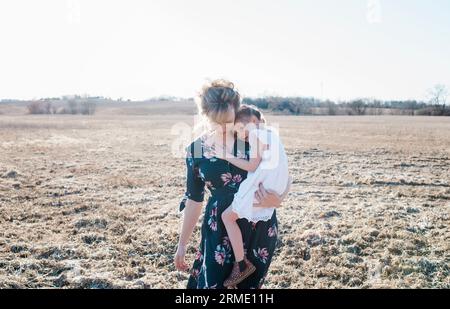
{"left": 174, "top": 244, "right": 189, "bottom": 272}
{"left": 253, "top": 176, "right": 292, "bottom": 208}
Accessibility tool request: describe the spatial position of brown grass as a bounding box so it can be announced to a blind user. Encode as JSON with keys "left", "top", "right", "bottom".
{"left": 0, "top": 114, "right": 449, "bottom": 288}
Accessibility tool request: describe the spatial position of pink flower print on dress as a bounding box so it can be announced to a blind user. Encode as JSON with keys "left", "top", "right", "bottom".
{"left": 205, "top": 181, "right": 214, "bottom": 190}
{"left": 253, "top": 247, "right": 269, "bottom": 264}
{"left": 222, "top": 236, "right": 231, "bottom": 250}
{"left": 195, "top": 250, "right": 203, "bottom": 262}
{"left": 191, "top": 268, "right": 200, "bottom": 279}
{"left": 232, "top": 174, "right": 242, "bottom": 184}
{"left": 209, "top": 221, "right": 217, "bottom": 231}
{"left": 221, "top": 173, "right": 232, "bottom": 186}
{"left": 214, "top": 246, "right": 226, "bottom": 266}
{"left": 268, "top": 224, "right": 277, "bottom": 237}
{"left": 214, "top": 243, "right": 232, "bottom": 266}
{"left": 221, "top": 173, "right": 243, "bottom": 187}
{"left": 207, "top": 203, "right": 218, "bottom": 231}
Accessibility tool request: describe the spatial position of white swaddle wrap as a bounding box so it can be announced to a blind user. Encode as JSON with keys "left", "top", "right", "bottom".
{"left": 231, "top": 127, "right": 289, "bottom": 223}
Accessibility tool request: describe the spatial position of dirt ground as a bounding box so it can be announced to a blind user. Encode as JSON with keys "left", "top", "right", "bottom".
{"left": 0, "top": 114, "right": 449, "bottom": 288}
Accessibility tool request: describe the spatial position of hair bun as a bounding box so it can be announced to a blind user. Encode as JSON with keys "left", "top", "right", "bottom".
{"left": 210, "top": 79, "right": 235, "bottom": 90}
{"left": 197, "top": 79, "right": 241, "bottom": 124}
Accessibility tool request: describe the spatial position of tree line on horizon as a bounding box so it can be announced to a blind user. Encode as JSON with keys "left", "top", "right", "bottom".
{"left": 243, "top": 85, "right": 450, "bottom": 116}
{"left": 2, "top": 84, "right": 448, "bottom": 116}
{"left": 243, "top": 96, "right": 449, "bottom": 116}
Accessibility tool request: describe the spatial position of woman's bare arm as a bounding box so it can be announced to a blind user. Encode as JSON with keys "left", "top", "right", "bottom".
{"left": 178, "top": 199, "right": 203, "bottom": 247}
{"left": 175, "top": 199, "right": 203, "bottom": 271}
{"left": 253, "top": 175, "right": 293, "bottom": 208}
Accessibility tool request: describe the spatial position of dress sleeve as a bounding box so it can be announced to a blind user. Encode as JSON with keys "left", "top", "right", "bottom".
{"left": 179, "top": 141, "right": 205, "bottom": 212}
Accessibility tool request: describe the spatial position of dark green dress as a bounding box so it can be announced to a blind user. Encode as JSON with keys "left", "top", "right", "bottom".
{"left": 180, "top": 135, "right": 279, "bottom": 289}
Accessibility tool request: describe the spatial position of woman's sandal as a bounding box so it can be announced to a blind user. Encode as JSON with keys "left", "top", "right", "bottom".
{"left": 223, "top": 257, "right": 256, "bottom": 288}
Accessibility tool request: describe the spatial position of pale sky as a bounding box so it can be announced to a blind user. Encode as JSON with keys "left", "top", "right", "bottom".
{"left": 1, "top": 0, "right": 449, "bottom": 101}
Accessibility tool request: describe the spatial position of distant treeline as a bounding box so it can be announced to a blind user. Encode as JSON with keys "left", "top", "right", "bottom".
{"left": 242, "top": 97, "right": 450, "bottom": 116}
{"left": 26, "top": 99, "right": 97, "bottom": 115}
{"left": 21, "top": 95, "right": 185, "bottom": 115}
{"left": 2, "top": 86, "right": 448, "bottom": 116}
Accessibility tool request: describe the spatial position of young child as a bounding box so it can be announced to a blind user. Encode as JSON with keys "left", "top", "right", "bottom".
{"left": 217, "top": 106, "right": 289, "bottom": 288}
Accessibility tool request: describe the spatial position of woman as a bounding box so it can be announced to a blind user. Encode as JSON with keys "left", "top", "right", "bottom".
{"left": 174, "top": 80, "right": 291, "bottom": 289}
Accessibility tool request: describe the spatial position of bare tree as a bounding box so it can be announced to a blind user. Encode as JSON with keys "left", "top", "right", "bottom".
{"left": 80, "top": 101, "right": 97, "bottom": 115}
{"left": 68, "top": 100, "right": 78, "bottom": 115}
{"left": 349, "top": 99, "right": 367, "bottom": 115}
{"left": 27, "top": 101, "right": 44, "bottom": 114}
{"left": 44, "top": 102, "right": 52, "bottom": 114}
{"left": 326, "top": 101, "right": 337, "bottom": 115}
{"left": 428, "top": 84, "right": 448, "bottom": 116}
{"left": 405, "top": 100, "right": 419, "bottom": 116}
{"left": 26, "top": 100, "right": 55, "bottom": 114}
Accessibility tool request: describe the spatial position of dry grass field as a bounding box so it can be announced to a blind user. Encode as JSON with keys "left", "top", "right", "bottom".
{"left": 0, "top": 107, "right": 449, "bottom": 288}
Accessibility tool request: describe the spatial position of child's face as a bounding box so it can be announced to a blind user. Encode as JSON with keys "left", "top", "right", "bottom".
{"left": 234, "top": 121, "right": 258, "bottom": 140}
{"left": 234, "top": 121, "right": 248, "bottom": 140}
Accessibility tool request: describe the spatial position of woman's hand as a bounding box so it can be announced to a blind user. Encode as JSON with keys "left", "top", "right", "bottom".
{"left": 254, "top": 175, "right": 292, "bottom": 208}
{"left": 175, "top": 199, "right": 203, "bottom": 272}
{"left": 174, "top": 244, "right": 189, "bottom": 272}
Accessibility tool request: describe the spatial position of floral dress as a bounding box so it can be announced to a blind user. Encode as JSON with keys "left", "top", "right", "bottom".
{"left": 179, "top": 135, "right": 279, "bottom": 289}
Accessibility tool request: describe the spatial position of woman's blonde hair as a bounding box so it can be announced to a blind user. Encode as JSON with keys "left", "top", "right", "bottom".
{"left": 196, "top": 79, "right": 241, "bottom": 124}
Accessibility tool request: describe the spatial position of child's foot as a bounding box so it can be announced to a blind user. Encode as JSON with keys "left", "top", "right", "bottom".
{"left": 223, "top": 258, "right": 256, "bottom": 288}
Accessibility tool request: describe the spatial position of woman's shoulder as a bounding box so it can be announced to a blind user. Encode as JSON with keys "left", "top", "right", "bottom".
{"left": 186, "top": 134, "right": 214, "bottom": 159}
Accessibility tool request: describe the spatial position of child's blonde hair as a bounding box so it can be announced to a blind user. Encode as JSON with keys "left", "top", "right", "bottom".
{"left": 235, "top": 104, "right": 266, "bottom": 124}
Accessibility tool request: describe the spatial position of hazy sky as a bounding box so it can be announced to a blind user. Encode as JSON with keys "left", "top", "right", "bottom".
{"left": 1, "top": 0, "right": 449, "bottom": 101}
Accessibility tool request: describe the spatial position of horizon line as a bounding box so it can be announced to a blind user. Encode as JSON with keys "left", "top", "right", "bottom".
{"left": 0, "top": 93, "right": 434, "bottom": 103}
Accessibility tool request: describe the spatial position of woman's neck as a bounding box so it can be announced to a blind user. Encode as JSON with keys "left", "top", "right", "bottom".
{"left": 209, "top": 130, "right": 234, "bottom": 150}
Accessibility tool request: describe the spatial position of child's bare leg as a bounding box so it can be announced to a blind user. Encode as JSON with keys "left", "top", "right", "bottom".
{"left": 221, "top": 207, "right": 244, "bottom": 262}
{"left": 222, "top": 206, "right": 257, "bottom": 288}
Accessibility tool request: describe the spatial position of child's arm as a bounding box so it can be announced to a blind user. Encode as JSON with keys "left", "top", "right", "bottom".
{"left": 215, "top": 136, "right": 267, "bottom": 172}
{"left": 224, "top": 153, "right": 261, "bottom": 172}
